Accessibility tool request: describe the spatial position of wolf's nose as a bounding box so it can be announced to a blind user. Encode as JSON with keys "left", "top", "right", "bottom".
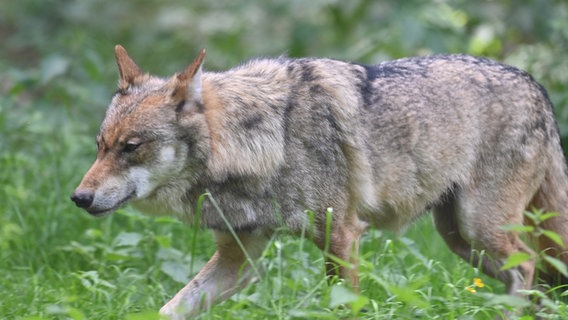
{"left": 70, "top": 190, "right": 94, "bottom": 209}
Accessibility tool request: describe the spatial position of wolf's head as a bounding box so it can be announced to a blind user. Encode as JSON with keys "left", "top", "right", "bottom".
{"left": 71, "top": 45, "right": 207, "bottom": 216}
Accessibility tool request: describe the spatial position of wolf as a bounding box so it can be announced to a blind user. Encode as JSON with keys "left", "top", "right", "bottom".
{"left": 71, "top": 45, "right": 568, "bottom": 318}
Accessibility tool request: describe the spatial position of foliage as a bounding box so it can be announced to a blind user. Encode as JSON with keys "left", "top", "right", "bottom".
{"left": 1, "top": 0, "right": 568, "bottom": 319}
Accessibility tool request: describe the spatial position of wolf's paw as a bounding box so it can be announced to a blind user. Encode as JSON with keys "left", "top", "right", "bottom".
{"left": 159, "top": 304, "right": 183, "bottom": 320}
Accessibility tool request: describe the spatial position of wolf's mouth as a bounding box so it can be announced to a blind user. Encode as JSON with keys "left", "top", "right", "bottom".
{"left": 87, "top": 192, "right": 136, "bottom": 217}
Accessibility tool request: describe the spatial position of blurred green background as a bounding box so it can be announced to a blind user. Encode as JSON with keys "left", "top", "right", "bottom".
{"left": 1, "top": 1, "right": 568, "bottom": 319}
{"left": 2, "top": 0, "right": 568, "bottom": 133}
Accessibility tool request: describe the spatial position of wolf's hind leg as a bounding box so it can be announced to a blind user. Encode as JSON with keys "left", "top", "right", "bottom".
{"left": 160, "top": 230, "right": 269, "bottom": 319}
{"left": 433, "top": 192, "right": 508, "bottom": 281}
{"left": 434, "top": 183, "right": 537, "bottom": 295}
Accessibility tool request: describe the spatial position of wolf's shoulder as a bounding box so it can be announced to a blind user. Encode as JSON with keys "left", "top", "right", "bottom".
{"left": 221, "top": 56, "right": 353, "bottom": 76}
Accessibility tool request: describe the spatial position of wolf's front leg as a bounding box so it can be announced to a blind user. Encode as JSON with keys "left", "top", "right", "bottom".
{"left": 160, "top": 230, "right": 270, "bottom": 319}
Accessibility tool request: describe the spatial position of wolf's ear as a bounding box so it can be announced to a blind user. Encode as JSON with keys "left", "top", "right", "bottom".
{"left": 171, "top": 49, "right": 206, "bottom": 106}
{"left": 115, "top": 45, "right": 142, "bottom": 88}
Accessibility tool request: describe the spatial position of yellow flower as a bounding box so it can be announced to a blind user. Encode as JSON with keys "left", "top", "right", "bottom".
{"left": 466, "top": 278, "right": 485, "bottom": 293}
{"left": 473, "top": 278, "right": 485, "bottom": 288}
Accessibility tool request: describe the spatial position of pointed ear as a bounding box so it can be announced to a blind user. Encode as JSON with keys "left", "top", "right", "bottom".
{"left": 178, "top": 49, "right": 206, "bottom": 82}
{"left": 115, "top": 45, "right": 142, "bottom": 88}
{"left": 171, "top": 49, "right": 206, "bottom": 104}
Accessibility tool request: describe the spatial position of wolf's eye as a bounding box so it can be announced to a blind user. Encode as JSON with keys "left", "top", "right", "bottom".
{"left": 123, "top": 141, "right": 141, "bottom": 153}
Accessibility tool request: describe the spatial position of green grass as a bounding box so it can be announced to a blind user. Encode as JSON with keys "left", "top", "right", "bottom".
{"left": 2, "top": 97, "right": 568, "bottom": 320}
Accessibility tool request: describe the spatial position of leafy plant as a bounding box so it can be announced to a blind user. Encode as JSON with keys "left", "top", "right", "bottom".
{"left": 501, "top": 209, "right": 568, "bottom": 278}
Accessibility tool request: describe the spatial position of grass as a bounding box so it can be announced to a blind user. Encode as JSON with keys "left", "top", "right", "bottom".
{"left": 1, "top": 90, "right": 568, "bottom": 320}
